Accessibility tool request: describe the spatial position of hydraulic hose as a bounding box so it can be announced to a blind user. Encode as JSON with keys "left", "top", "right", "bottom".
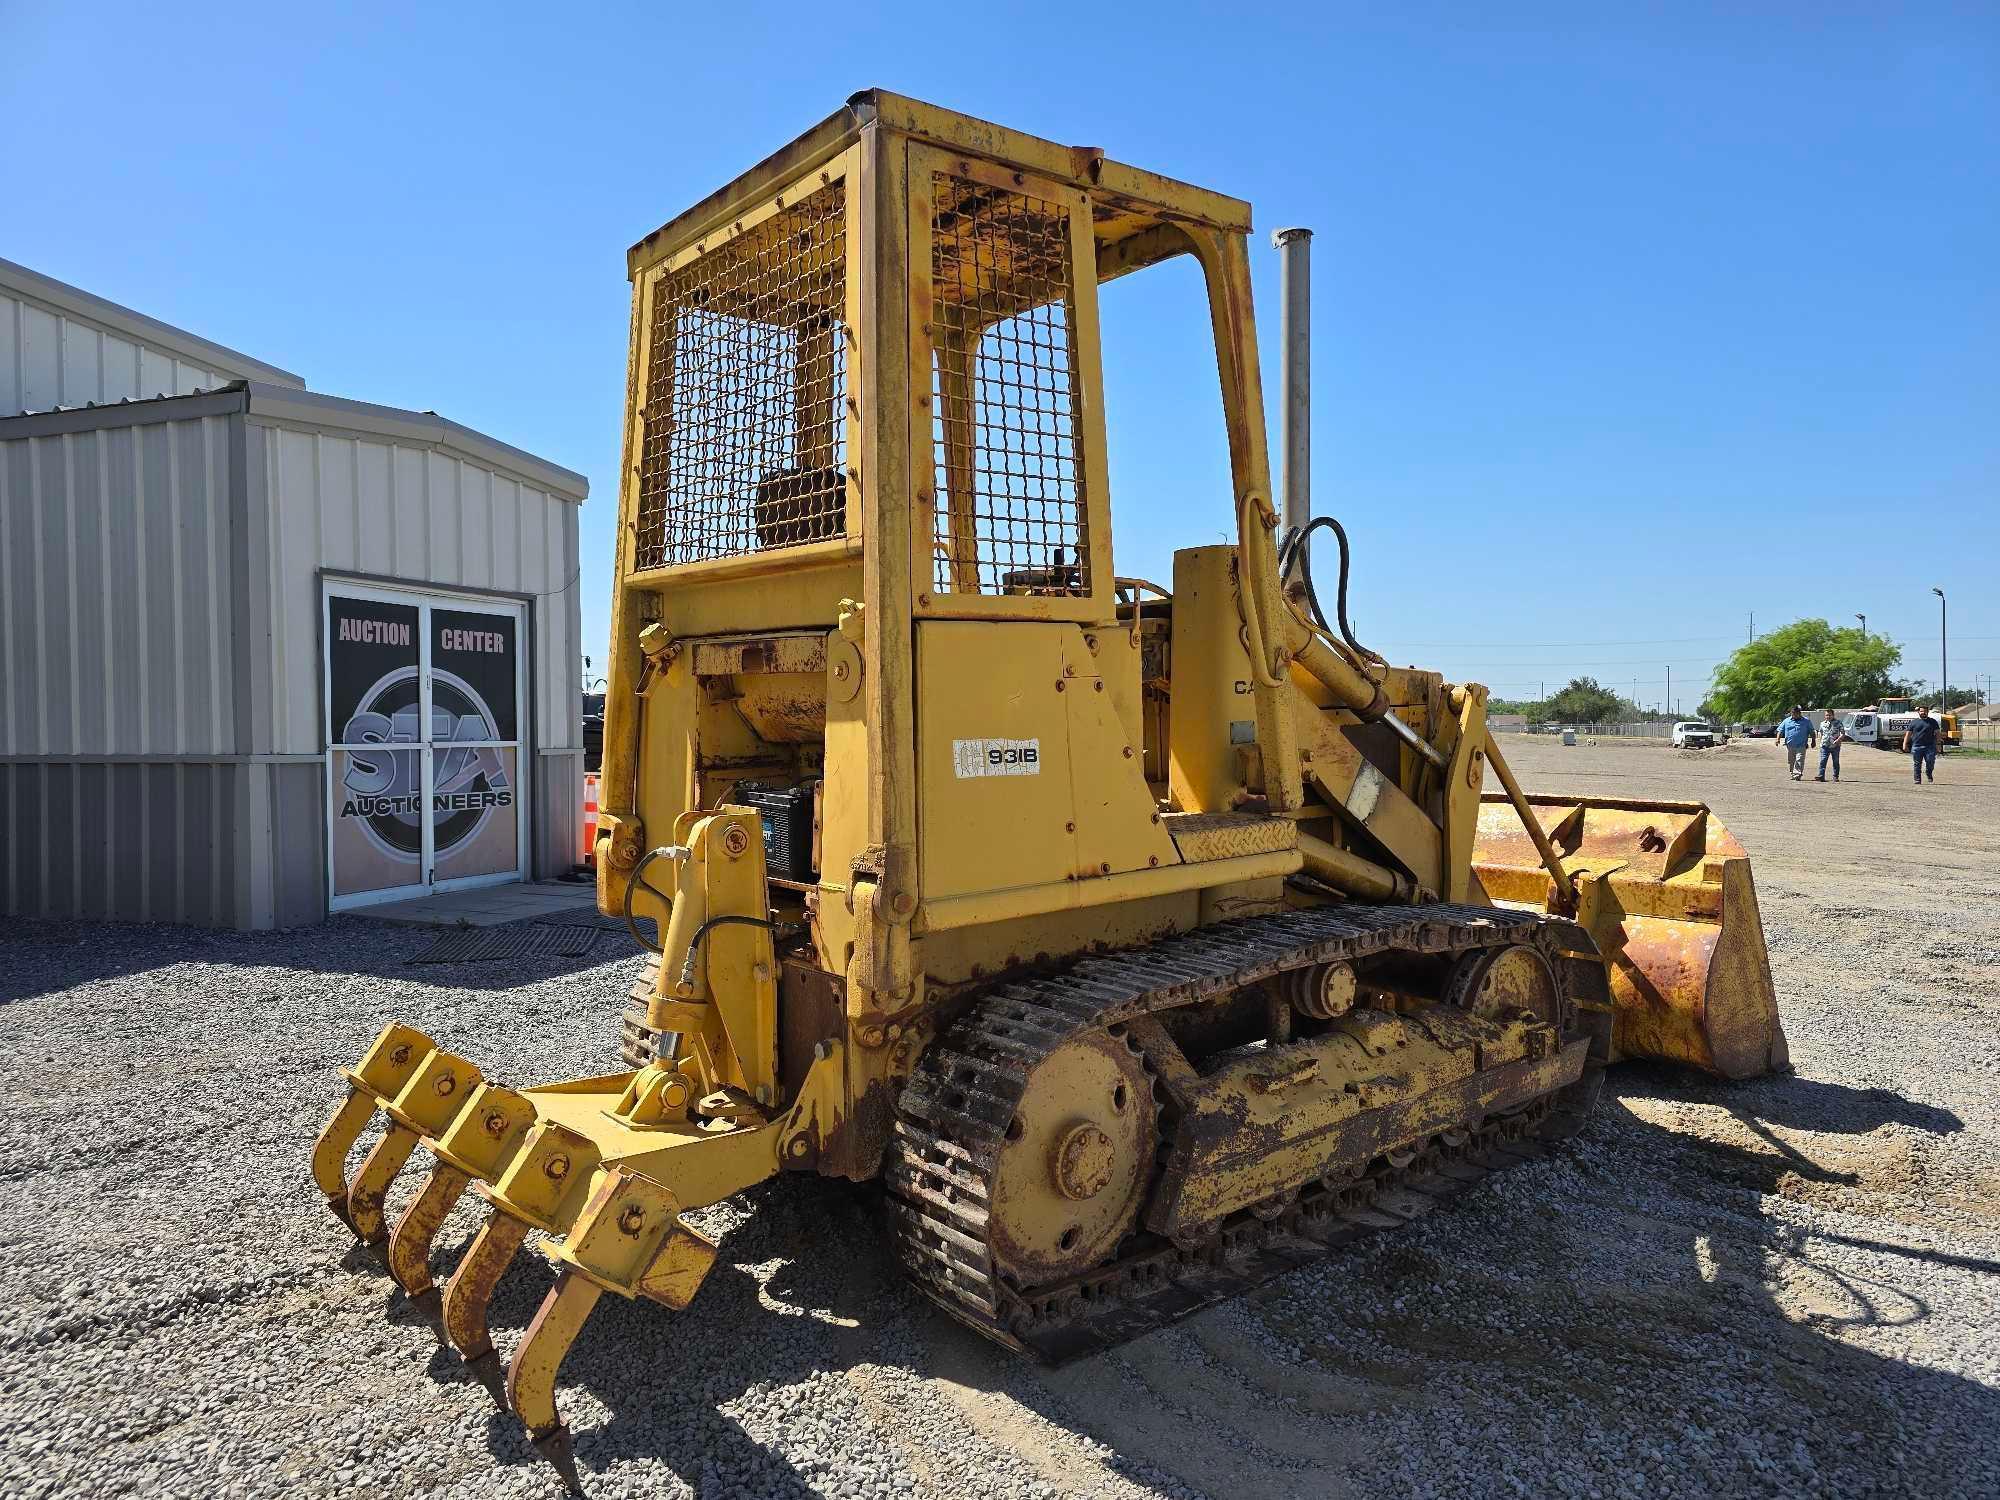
{"left": 622, "top": 846, "right": 683, "bottom": 954}
{"left": 676, "top": 914, "right": 808, "bottom": 991}
{"left": 1279, "top": 515, "right": 1384, "bottom": 672}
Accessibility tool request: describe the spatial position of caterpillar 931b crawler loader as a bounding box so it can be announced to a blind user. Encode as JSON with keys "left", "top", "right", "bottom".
{"left": 313, "top": 91, "right": 1788, "bottom": 1468}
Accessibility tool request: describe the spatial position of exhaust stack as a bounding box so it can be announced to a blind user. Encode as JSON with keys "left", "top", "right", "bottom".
{"left": 1273, "top": 226, "right": 1313, "bottom": 551}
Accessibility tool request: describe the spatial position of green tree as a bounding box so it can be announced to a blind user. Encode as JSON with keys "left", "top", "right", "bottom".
{"left": 1707, "top": 620, "right": 1901, "bottom": 722}
{"left": 1543, "top": 676, "right": 1629, "bottom": 723}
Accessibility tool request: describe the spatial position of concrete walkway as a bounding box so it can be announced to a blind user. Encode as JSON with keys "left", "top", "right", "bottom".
{"left": 354, "top": 879, "right": 598, "bottom": 928}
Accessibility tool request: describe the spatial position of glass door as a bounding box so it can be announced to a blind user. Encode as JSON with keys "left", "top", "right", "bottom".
{"left": 426, "top": 604, "right": 525, "bottom": 892}
{"left": 325, "top": 585, "right": 528, "bottom": 910}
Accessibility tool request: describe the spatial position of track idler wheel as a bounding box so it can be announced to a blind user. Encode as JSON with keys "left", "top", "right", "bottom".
{"left": 1443, "top": 942, "right": 1564, "bottom": 1028}
{"left": 987, "top": 1030, "right": 1155, "bottom": 1286}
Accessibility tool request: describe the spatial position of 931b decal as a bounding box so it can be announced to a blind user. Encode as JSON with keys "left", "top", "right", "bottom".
{"left": 952, "top": 737, "right": 1041, "bottom": 778}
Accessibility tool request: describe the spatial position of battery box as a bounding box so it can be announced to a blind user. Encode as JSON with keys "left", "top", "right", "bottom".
{"left": 731, "top": 781, "right": 817, "bottom": 882}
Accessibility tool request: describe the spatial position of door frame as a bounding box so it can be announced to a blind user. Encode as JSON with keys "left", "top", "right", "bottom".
{"left": 322, "top": 579, "right": 531, "bottom": 911}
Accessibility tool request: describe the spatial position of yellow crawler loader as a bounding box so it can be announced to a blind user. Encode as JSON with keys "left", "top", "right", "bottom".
{"left": 313, "top": 91, "right": 1788, "bottom": 1469}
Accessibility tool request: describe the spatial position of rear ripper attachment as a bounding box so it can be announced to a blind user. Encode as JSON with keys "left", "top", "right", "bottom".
{"left": 311, "top": 806, "right": 835, "bottom": 1468}
{"left": 311, "top": 1020, "right": 745, "bottom": 1468}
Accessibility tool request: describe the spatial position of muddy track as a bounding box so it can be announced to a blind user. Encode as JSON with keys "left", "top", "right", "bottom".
{"left": 886, "top": 904, "right": 1584, "bottom": 1360}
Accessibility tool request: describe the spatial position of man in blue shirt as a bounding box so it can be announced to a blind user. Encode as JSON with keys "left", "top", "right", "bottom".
{"left": 1903, "top": 705, "right": 1940, "bottom": 785}
{"left": 1777, "top": 706, "right": 1814, "bottom": 781}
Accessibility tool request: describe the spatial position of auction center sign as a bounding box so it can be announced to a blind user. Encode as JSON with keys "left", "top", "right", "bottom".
{"left": 327, "top": 592, "right": 521, "bottom": 900}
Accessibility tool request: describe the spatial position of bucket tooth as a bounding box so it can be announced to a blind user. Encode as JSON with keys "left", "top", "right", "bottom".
{"left": 442, "top": 1208, "right": 532, "bottom": 1376}
{"left": 507, "top": 1270, "right": 605, "bottom": 1472}
{"left": 346, "top": 1123, "right": 421, "bottom": 1246}
{"left": 389, "top": 1162, "right": 471, "bottom": 1303}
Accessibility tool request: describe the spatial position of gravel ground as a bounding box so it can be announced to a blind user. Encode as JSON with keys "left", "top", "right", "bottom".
{"left": 2, "top": 737, "right": 1995, "bottom": 1499}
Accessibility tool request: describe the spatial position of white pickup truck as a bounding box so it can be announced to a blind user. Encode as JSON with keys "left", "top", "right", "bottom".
{"left": 1671, "top": 721, "right": 1717, "bottom": 749}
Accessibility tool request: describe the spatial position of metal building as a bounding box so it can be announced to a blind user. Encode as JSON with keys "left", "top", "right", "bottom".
{"left": 3, "top": 254, "right": 306, "bottom": 410}
{"left": 1, "top": 259, "right": 587, "bottom": 929}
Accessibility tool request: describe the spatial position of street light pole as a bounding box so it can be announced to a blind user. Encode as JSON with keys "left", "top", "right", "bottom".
{"left": 1932, "top": 587, "right": 1947, "bottom": 714}
{"left": 1855, "top": 613, "right": 1865, "bottom": 636}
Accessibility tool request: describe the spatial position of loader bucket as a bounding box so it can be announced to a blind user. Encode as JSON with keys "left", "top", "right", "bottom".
{"left": 1471, "top": 794, "right": 1788, "bottom": 1079}
{"left": 310, "top": 1024, "right": 807, "bottom": 1467}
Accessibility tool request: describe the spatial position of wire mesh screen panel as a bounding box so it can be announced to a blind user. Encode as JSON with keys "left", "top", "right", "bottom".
{"left": 634, "top": 180, "right": 848, "bottom": 570}
{"left": 929, "top": 174, "right": 1088, "bottom": 597}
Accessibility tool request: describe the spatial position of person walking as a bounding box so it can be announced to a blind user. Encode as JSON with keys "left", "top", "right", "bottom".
{"left": 1903, "top": 704, "right": 1940, "bottom": 785}
{"left": 1778, "top": 705, "right": 1813, "bottom": 780}
{"left": 1814, "top": 708, "right": 1847, "bottom": 782}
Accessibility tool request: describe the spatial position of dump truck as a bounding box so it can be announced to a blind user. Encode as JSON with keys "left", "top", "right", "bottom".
{"left": 313, "top": 91, "right": 1789, "bottom": 1470}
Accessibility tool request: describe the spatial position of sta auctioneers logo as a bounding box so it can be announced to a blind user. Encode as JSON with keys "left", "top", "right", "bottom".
{"left": 337, "top": 666, "right": 513, "bottom": 862}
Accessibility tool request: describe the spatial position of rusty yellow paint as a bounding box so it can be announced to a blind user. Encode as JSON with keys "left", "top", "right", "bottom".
{"left": 986, "top": 1030, "right": 1152, "bottom": 1283}
{"left": 440, "top": 1209, "right": 529, "bottom": 1364}
{"left": 386, "top": 1162, "right": 469, "bottom": 1299}
{"left": 313, "top": 90, "right": 1791, "bottom": 1458}
{"left": 1293, "top": 698, "right": 1442, "bottom": 895}
{"left": 308, "top": 1086, "right": 376, "bottom": 1211}
{"left": 1472, "top": 794, "right": 1788, "bottom": 1078}
{"left": 343, "top": 1123, "right": 418, "bottom": 1245}
{"left": 1153, "top": 1002, "right": 1578, "bottom": 1239}
{"left": 507, "top": 1270, "right": 603, "bottom": 1443}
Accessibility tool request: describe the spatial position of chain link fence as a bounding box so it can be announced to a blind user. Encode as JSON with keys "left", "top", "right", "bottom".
{"left": 1492, "top": 722, "right": 1687, "bottom": 739}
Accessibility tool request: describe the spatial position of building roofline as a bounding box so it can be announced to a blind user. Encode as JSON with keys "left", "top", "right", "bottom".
{"left": 244, "top": 383, "right": 588, "bottom": 500}
{"left": 0, "top": 255, "right": 307, "bottom": 391}
{"left": 0, "top": 381, "right": 589, "bottom": 502}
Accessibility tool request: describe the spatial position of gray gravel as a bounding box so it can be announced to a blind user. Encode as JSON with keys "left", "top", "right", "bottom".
{"left": 2, "top": 737, "right": 1995, "bottom": 1499}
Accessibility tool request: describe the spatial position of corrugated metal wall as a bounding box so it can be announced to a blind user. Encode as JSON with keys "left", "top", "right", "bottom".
{"left": 0, "top": 761, "right": 322, "bottom": 928}
{"left": 2, "top": 392, "right": 584, "bottom": 931}
{"left": 252, "top": 421, "right": 582, "bottom": 760}
{"left": 1, "top": 412, "right": 242, "bottom": 758}
{"left": 2, "top": 286, "right": 240, "bottom": 415}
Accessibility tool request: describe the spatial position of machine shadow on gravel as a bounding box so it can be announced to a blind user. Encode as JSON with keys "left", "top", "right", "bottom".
{"left": 1, "top": 915, "right": 641, "bottom": 1005}
{"left": 411, "top": 1075, "right": 1997, "bottom": 1498}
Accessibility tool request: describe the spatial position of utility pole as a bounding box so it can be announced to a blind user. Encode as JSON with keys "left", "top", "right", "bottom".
{"left": 1933, "top": 587, "right": 1948, "bottom": 714}
{"left": 1666, "top": 664, "right": 1671, "bottom": 720}
{"left": 1748, "top": 612, "right": 1754, "bottom": 646}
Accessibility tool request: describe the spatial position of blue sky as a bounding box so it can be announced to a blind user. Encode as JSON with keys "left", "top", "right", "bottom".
{"left": 8, "top": 3, "right": 1996, "bottom": 710}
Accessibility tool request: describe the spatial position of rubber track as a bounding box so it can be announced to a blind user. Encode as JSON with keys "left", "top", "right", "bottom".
{"left": 884, "top": 902, "right": 1577, "bottom": 1361}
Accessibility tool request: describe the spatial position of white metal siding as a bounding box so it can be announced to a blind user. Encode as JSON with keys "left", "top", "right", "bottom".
{"left": 254, "top": 422, "right": 581, "bottom": 759}
{"left": 1, "top": 286, "right": 239, "bottom": 415}
{"left": 0, "top": 414, "right": 239, "bottom": 757}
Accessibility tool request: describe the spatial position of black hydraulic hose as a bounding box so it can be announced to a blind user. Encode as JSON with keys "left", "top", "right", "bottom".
{"left": 1280, "top": 514, "right": 1384, "bottom": 670}
{"left": 676, "top": 913, "right": 808, "bottom": 990}
{"left": 622, "top": 846, "right": 677, "bottom": 954}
